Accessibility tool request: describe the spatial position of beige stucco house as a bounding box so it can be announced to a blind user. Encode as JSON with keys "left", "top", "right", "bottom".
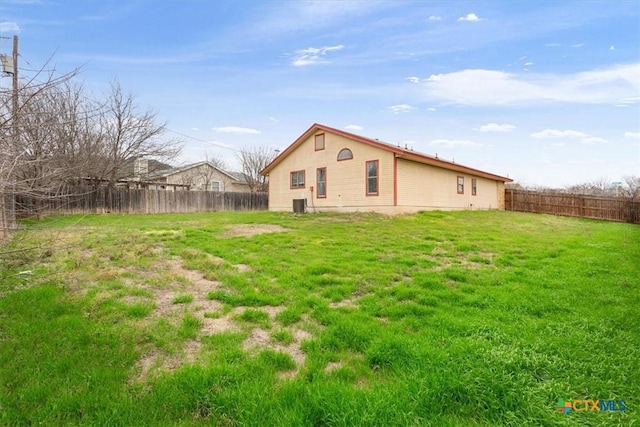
{"left": 144, "top": 161, "right": 250, "bottom": 192}
{"left": 261, "top": 124, "right": 512, "bottom": 214}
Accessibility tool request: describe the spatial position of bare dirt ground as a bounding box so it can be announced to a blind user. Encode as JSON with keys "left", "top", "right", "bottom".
{"left": 132, "top": 251, "right": 311, "bottom": 381}
{"left": 218, "top": 224, "right": 289, "bottom": 238}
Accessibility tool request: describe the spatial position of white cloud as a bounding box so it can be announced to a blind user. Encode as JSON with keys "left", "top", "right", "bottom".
{"left": 212, "top": 126, "right": 261, "bottom": 134}
{"left": 610, "top": 45, "right": 616, "bottom": 51}
{"left": 475, "top": 123, "right": 516, "bottom": 132}
{"left": 524, "top": 62, "right": 534, "bottom": 66}
{"left": 0, "top": 22, "right": 20, "bottom": 33}
{"left": 429, "top": 139, "right": 482, "bottom": 147}
{"left": 406, "top": 76, "right": 421, "bottom": 83}
{"left": 191, "top": 127, "right": 200, "bottom": 131}
{"left": 580, "top": 136, "right": 608, "bottom": 144}
{"left": 427, "top": 107, "right": 437, "bottom": 112}
{"left": 624, "top": 132, "right": 640, "bottom": 140}
{"left": 572, "top": 43, "right": 584, "bottom": 48}
{"left": 345, "top": 124, "right": 363, "bottom": 131}
{"left": 420, "top": 63, "right": 640, "bottom": 105}
{"left": 428, "top": 15, "right": 442, "bottom": 21}
{"left": 291, "top": 44, "right": 344, "bottom": 67}
{"left": 458, "top": 13, "right": 482, "bottom": 22}
{"left": 530, "top": 129, "right": 588, "bottom": 139}
{"left": 269, "top": 117, "right": 279, "bottom": 122}
{"left": 388, "top": 104, "right": 414, "bottom": 114}
{"left": 530, "top": 129, "right": 607, "bottom": 144}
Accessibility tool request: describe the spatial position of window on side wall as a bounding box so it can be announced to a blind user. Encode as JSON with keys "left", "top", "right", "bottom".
{"left": 457, "top": 176, "right": 464, "bottom": 194}
{"left": 315, "top": 134, "right": 325, "bottom": 151}
{"left": 472, "top": 178, "right": 477, "bottom": 196}
{"left": 366, "top": 160, "right": 379, "bottom": 196}
{"left": 337, "top": 148, "right": 353, "bottom": 161}
{"left": 290, "top": 170, "right": 305, "bottom": 189}
{"left": 317, "top": 167, "right": 326, "bottom": 198}
{"left": 211, "top": 181, "right": 221, "bottom": 192}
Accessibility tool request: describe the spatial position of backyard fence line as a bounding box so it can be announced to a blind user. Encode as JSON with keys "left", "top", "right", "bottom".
{"left": 505, "top": 189, "right": 640, "bottom": 224}
{"left": 11, "top": 185, "right": 268, "bottom": 218}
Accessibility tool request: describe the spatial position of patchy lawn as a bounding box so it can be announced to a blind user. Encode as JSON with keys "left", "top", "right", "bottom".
{"left": 0, "top": 211, "right": 638, "bottom": 426}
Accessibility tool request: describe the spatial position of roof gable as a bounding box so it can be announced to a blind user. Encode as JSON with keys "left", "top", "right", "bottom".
{"left": 146, "top": 161, "right": 240, "bottom": 181}
{"left": 261, "top": 123, "right": 512, "bottom": 182}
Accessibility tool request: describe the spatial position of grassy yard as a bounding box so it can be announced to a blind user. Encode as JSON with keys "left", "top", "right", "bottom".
{"left": 0, "top": 211, "right": 638, "bottom": 426}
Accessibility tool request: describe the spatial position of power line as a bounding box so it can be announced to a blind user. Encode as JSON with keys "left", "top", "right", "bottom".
{"left": 165, "top": 128, "right": 242, "bottom": 153}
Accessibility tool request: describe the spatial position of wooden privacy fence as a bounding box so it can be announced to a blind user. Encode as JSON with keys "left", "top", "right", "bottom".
{"left": 13, "top": 185, "right": 268, "bottom": 218}
{"left": 505, "top": 190, "right": 640, "bottom": 224}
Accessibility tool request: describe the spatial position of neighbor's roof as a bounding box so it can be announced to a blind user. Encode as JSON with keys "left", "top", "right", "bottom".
{"left": 261, "top": 123, "right": 512, "bottom": 182}
{"left": 145, "top": 161, "right": 241, "bottom": 181}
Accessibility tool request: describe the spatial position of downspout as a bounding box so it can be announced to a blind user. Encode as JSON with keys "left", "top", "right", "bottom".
{"left": 393, "top": 154, "right": 398, "bottom": 206}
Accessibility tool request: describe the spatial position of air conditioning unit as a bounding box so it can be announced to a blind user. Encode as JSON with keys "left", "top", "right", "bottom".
{"left": 292, "top": 198, "right": 306, "bottom": 214}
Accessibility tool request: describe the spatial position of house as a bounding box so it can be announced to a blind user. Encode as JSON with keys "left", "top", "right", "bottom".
{"left": 261, "top": 123, "right": 512, "bottom": 214}
{"left": 141, "top": 161, "right": 251, "bottom": 192}
{"left": 116, "top": 158, "right": 173, "bottom": 180}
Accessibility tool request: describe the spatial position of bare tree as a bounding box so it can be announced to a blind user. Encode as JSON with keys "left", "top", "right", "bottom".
{"left": 10, "top": 81, "right": 102, "bottom": 195}
{"left": 618, "top": 175, "right": 640, "bottom": 223}
{"left": 236, "top": 146, "right": 275, "bottom": 192}
{"left": 1, "top": 59, "right": 83, "bottom": 227}
{"left": 95, "top": 80, "right": 182, "bottom": 185}
{"left": 564, "top": 178, "right": 618, "bottom": 197}
{"left": 620, "top": 175, "right": 640, "bottom": 200}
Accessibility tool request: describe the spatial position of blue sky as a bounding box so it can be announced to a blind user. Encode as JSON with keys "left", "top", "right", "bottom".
{"left": 1, "top": 0, "right": 638, "bottom": 186}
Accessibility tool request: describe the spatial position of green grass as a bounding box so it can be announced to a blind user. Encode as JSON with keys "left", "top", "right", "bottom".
{"left": 0, "top": 210, "right": 638, "bottom": 425}
{"left": 173, "top": 294, "right": 194, "bottom": 304}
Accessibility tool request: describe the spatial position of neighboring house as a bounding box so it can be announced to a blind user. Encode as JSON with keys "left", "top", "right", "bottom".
{"left": 261, "top": 123, "right": 512, "bottom": 214}
{"left": 116, "top": 158, "right": 173, "bottom": 180}
{"left": 142, "top": 161, "right": 250, "bottom": 192}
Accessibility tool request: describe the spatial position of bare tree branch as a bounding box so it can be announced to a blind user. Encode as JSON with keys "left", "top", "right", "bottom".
{"left": 236, "top": 146, "right": 275, "bottom": 192}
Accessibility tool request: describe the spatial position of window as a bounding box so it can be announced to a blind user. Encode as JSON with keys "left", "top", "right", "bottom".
{"left": 211, "top": 181, "right": 220, "bottom": 192}
{"left": 457, "top": 176, "right": 464, "bottom": 194}
{"left": 314, "top": 134, "right": 325, "bottom": 151}
{"left": 290, "top": 170, "right": 305, "bottom": 189}
{"left": 471, "top": 179, "right": 477, "bottom": 196}
{"left": 366, "top": 160, "right": 379, "bottom": 196}
{"left": 316, "top": 168, "right": 326, "bottom": 198}
{"left": 337, "top": 148, "right": 353, "bottom": 161}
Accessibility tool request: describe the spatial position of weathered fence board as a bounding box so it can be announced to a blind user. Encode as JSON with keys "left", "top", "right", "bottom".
{"left": 13, "top": 185, "right": 268, "bottom": 218}
{"left": 505, "top": 190, "right": 639, "bottom": 223}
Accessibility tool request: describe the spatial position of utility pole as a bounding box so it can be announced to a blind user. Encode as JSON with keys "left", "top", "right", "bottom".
{"left": 0, "top": 35, "right": 18, "bottom": 237}
{"left": 12, "top": 35, "right": 18, "bottom": 130}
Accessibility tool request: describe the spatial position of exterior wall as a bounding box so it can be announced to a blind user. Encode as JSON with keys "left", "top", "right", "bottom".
{"left": 267, "top": 129, "right": 506, "bottom": 214}
{"left": 395, "top": 159, "right": 501, "bottom": 212}
{"left": 496, "top": 181, "right": 505, "bottom": 209}
{"left": 229, "top": 182, "right": 250, "bottom": 192}
{"left": 268, "top": 132, "right": 395, "bottom": 212}
{"left": 164, "top": 165, "right": 244, "bottom": 192}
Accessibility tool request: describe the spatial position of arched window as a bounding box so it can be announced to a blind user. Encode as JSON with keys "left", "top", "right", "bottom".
{"left": 337, "top": 148, "right": 353, "bottom": 161}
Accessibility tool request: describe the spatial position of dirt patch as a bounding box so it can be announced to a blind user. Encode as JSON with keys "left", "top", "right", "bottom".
{"left": 201, "top": 316, "right": 240, "bottom": 335}
{"left": 325, "top": 361, "right": 343, "bottom": 373}
{"left": 330, "top": 298, "right": 358, "bottom": 308}
{"left": 130, "top": 258, "right": 310, "bottom": 382}
{"left": 243, "top": 326, "right": 311, "bottom": 371}
{"left": 234, "top": 263, "right": 251, "bottom": 272}
{"left": 460, "top": 252, "right": 494, "bottom": 269}
{"left": 165, "top": 259, "right": 222, "bottom": 292}
{"left": 431, "top": 246, "right": 448, "bottom": 255}
{"left": 132, "top": 349, "right": 183, "bottom": 382}
{"left": 219, "top": 224, "right": 289, "bottom": 238}
{"left": 184, "top": 339, "right": 202, "bottom": 363}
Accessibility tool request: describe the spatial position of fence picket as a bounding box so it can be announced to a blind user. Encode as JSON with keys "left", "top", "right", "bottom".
{"left": 11, "top": 185, "right": 268, "bottom": 218}
{"left": 505, "top": 190, "right": 639, "bottom": 223}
